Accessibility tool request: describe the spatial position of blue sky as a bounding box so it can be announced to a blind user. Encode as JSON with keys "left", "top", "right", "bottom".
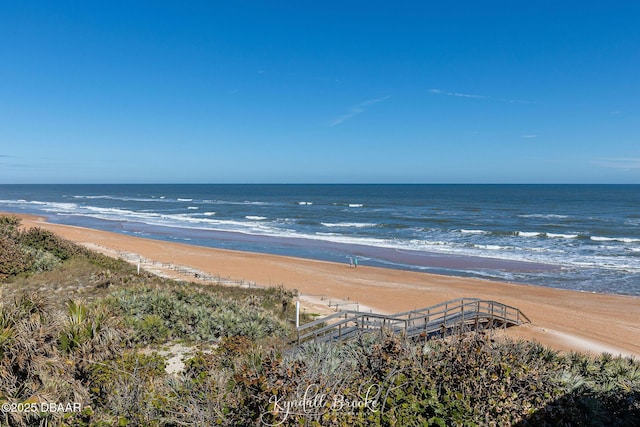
{"left": 1, "top": 1, "right": 639, "bottom": 184}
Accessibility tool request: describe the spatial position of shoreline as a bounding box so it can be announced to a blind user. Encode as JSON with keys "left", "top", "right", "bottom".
{"left": 4, "top": 211, "right": 640, "bottom": 357}
{"left": 43, "top": 213, "right": 561, "bottom": 276}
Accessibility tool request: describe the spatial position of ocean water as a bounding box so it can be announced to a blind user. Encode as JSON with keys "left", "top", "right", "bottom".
{"left": 1, "top": 184, "right": 639, "bottom": 296}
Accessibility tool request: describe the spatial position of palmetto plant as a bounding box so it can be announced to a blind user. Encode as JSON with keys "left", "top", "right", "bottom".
{"left": 60, "top": 300, "right": 126, "bottom": 377}
{"left": 0, "top": 294, "right": 83, "bottom": 426}
{"left": 58, "top": 299, "right": 89, "bottom": 353}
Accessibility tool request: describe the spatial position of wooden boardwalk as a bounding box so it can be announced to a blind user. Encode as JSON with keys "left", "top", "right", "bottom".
{"left": 296, "top": 298, "right": 530, "bottom": 344}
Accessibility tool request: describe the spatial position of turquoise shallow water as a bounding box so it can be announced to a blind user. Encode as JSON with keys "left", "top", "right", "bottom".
{"left": 1, "top": 184, "right": 639, "bottom": 295}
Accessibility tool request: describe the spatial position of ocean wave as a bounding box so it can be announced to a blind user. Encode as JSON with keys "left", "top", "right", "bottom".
{"left": 72, "top": 195, "right": 111, "bottom": 199}
{"left": 546, "top": 233, "right": 579, "bottom": 239}
{"left": 519, "top": 214, "right": 569, "bottom": 219}
{"left": 245, "top": 216, "right": 267, "bottom": 220}
{"left": 0, "top": 199, "right": 31, "bottom": 205}
{"left": 485, "top": 230, "right": 582, "bottom": 240}
{"left": 187, "top": 206, "right": 199, "bottom": 210}
{"left": 517, "top": 231, "right": 543, "bottom": 238}
{"left": 79, "top": 206, "right": 164, "bottom": 222}
{"left": 297, "top": 201, "right": 313, "bottom": 205}
{"left": 72, "top": 195, "right": 163, "bottom": 203}
{"left": 177, "top": 198, "right": 193, "bottom": 202}
{"left": 41, "top": 202, "right": 83, "bottom": 212}
{"left": 409, "top": 239, "right": 451, "bottom": 247}
{"left": 199, "top": 199, "right": 274, "bottom": 206}
{"left": 332, "top": 202, "right": 364, "bottom": 208}
{"left": 487, "top": 230, "right": 518, "bottom": 237}
{"left": 130, "top": 214, "right": 284, "bottom": 236}
{"left": 460, "top": 229, "right": 488, "bottom": 235}
{"left": 474, "top": 244, "right": 517, "bottom": 251}
{"left": 321, "top": 222, "right": 378, "bottom": 228}
{"left": 276, "top": 218, "right": 297, "bottom": 225}
{"left": 378, "top": 223, "right": 412, "bottom": 230}
{"left": 528, "top": 247, "right": 566, "bottom": 253}
{"left": 591, "top": 236, "right": 640, "bottom": 243}
{"left": 565, "top": 257, "right": 640, "bottom": 273}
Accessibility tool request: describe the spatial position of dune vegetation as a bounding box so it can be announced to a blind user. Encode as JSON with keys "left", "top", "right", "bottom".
{"left": 1, "top": 215, "right": 639, "bottom": 426}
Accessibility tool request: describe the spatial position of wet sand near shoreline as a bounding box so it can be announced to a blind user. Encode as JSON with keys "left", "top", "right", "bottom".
{"left": 6, "top": 212, "right": 640, "bottom": 357}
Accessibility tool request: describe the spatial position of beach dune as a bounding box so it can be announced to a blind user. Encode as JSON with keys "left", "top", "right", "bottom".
{"left": 8, "top": 213, "right": 640, "bottom": 357}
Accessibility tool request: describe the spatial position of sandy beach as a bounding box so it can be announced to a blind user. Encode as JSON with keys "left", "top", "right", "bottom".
{"left": 7, "top": 212, "right": 640, "bottom": 357}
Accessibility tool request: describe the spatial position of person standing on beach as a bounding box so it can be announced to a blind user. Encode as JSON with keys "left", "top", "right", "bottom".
{"left": 354, "top": 258, "right": 358, "bottom": 268}
{"left": 348, "top": 257, "right": 354, "bottom": 268}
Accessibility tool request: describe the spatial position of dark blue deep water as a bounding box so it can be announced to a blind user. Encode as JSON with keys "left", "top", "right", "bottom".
{"left": 1, "top": 184, "right": 639, "bottom": 295}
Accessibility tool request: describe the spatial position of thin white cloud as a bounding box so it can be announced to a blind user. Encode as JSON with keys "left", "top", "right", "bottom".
{"left": 521, "top": 134, "right": 537, "bottom": 139}
{"left": 329, "top": 96, "right": 390, "bottom": 127}
{"left": 429, "top": 88, "right": 485, "bottom": 99}
{"left": 593, "top": 158, "right": 640, "bottom": 169}
{"left": 451, "top": 92, "right": 486, "bottom": 99}
{"left": 429, "top": 88, "right": 534, "bottom": 104}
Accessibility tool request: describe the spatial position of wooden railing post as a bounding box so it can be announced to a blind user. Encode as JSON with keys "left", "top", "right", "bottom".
{"left": 502, "top": 305, "right": 507, "bottom": 329}
{"left": 491, "top": 302, "right": 495, "bottom": 328}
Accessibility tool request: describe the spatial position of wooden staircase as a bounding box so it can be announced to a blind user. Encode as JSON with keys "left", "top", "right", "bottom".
{"left": 296, "top": 298, "right": 530, "bottom": 344}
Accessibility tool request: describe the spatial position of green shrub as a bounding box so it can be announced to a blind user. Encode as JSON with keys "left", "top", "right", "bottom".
{"left": 0, "top": 214, "right": 21, "bottom": 228}
{"left": 228, "top": 333, "right": 640, "bottom": 427}
{"left": 129, "top": 314, "right": 170, "bottom": 344}
{"left": 88, "top": 351, "right": 168, "bottom": 426}
{"left": 18, "top": 227, "right": 80, "bottom": 261}
{"left": 0, "top": 235, "right": 34, "bottom": 279}
{"left": 108, "top": 286, "right": 290, "bottom": 344}
{"left": 0, "top": 216, "right": 87, "bottom": 280}
{"left": 24, "top": 246, "right": 62, "bottom": 272}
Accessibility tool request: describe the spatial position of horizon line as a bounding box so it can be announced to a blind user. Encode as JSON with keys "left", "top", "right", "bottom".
{"left": 1, "top": 182, "right": 639, "bottom": 186}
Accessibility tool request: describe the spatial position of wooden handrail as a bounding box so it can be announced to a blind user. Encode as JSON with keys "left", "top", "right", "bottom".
{"left": 296, "top": 298, "right": 530, "bottom": 344}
